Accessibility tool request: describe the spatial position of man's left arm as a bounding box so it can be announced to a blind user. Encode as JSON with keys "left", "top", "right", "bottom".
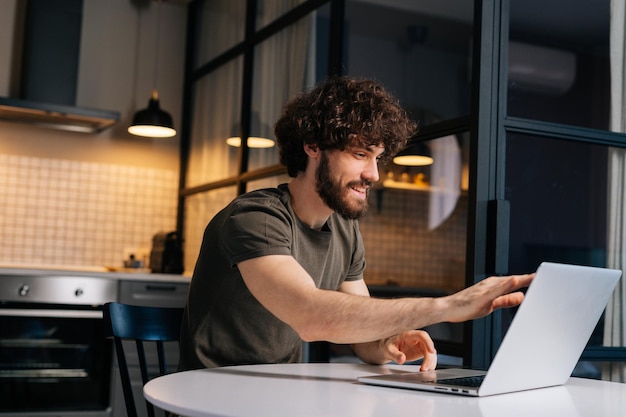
{"left": 339, "top": 280, "right": 438, "bottom": 370}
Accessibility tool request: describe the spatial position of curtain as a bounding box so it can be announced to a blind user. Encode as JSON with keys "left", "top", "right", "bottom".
{"left": 249, "top": 0, "right": 316, "bottom": 176}
{"left": 603, "top": 0, "right": 626, "bottom": 382}
{"left": 428, "top": 135, "right": 462, "bottom": 230}
{"left": 187, "top": 1, "right": 246, "bottom": 187}
{"left": 188, "top": 0, "right": 314, "bottom": 186}
{"left": 184, "top": 0, "right": 315, "bottom": 269}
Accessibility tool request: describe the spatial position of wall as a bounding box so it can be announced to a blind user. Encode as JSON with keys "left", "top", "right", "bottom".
{"left": 0, "top": 152, "right": 178, "bottom": 268}
{"left": 0, "top": 0, "right": 186, "bottom": 269}
{"left": 360, "top": 188, "right": 467, "bottom": 292}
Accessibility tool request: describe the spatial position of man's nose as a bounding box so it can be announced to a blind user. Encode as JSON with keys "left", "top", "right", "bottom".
{"left": 363, "top": 160, "right": 380, "bottom": 182}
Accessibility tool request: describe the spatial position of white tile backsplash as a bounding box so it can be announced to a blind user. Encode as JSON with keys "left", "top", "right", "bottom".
{"left": 0, "top": 153, "right": 178, "bottom": 269}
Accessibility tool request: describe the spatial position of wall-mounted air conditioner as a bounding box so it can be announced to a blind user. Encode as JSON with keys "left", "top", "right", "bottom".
{"left": 508, "top": 41, "right": 577, "bottom": 95}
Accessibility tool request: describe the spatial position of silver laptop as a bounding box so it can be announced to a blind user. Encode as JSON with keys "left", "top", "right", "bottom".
{"left": 358, "top": 262, "right": 621, "bottom": 396}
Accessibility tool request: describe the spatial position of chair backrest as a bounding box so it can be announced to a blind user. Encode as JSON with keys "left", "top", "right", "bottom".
{"left": 103, "top": 302, "right": 184, "bottom": 417}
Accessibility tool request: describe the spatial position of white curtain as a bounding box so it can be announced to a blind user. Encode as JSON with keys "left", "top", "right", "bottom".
{"left": 428, "top": 136, "right": 462, "bottom": 230}
{"left": 249, "top": 0, "right": 316, "bottom": 177}
{"left": 184, "top": 1, "right": 315, "bottom": 268}
{"left": 188, "top": 1, "right": 314, "bottom": 186}
{"left": 187, "top": 1, "right": 246, "bottom": 187}
{"left": 603, "top": 0, "right": 626, "bottom": 382}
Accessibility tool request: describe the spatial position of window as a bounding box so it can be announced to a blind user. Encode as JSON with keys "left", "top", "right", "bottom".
{"left": 502, "top": 0, "right": 626, "bottom": 379}
{"left": 181, "top": 0, "right": 329, "bottom": 273}
{"left": 344, "top": 0, "right": 473, "bottom": 126}
{"left": 186, "top": 58, "right": 243, "bottom": 187}
{"left": 179, "top": 0, "right": 626, "bottom": 373}
{"left": 192, "top": 1, "right": 245, "bottom": 69}
{"left": 508, "top": 0, "right": 610, "bottom": 130}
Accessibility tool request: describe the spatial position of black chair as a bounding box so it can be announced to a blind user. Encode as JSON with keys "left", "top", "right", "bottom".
{"left": 103, "top": 302, "right": 184, "bottom": 417}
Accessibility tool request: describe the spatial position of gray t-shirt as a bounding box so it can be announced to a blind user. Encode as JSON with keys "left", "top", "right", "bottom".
{"left": 178, "top": 184, "right": 365, "bottom": 370}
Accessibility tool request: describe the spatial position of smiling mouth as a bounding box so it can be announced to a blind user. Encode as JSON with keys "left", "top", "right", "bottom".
{"left": 350, "top": 183, "right": 371, "bottom": 198}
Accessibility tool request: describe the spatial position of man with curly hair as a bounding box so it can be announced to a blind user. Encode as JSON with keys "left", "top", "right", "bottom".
{"left": 178, "top": 76, "right": 533, "bottom": 371}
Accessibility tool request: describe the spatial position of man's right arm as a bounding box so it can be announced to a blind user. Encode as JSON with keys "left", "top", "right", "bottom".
{"left": 237, "top": 254, "right": 533, "bottom": 344}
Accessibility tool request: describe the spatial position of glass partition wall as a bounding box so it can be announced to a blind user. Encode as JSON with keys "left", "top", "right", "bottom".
{"left": 178, "top": 0, "right": 626, "bottom": 374}
{"left": 502, "top": 0, "right": 626, "bottom": 380}
{"left": 335, "top": 0, "right": 475, "bottom": 361}
{"left": 181, "top": 0, "right": 318, "bottom": 272}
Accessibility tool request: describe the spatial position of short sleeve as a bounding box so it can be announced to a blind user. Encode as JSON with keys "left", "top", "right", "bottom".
{"left": 219, "top": 197, "right": 294, "bottom": 267}
{"left": 344, "top": 221, "right": 365, "bottom": 282}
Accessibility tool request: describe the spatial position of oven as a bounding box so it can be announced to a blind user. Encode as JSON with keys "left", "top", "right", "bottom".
{"left": 0, "top": 273, "right": 117, "bottom": 417}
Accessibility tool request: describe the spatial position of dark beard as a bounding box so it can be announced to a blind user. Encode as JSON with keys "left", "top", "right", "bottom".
{"left": 315, "top": 152, "right": 370, "bottom": 220}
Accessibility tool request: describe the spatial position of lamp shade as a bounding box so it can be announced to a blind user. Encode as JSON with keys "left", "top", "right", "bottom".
{"left": 392, "top": 141, "right": 433, "bottom": 166}
{"left": 226, "top": 112, "right": 274, "bottom": 148}
{"left": 226, "top": 136, "right": 275, "bottom": 148}
{"left": 128, "top": 89, "right": 176, "bottom": 138}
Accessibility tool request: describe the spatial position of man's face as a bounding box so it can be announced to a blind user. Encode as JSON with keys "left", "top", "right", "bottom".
{"left": 315, "top": 144, "right": 383, "bottom": 220}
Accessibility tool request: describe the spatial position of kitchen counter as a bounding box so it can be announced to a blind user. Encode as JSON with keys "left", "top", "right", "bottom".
{"left": 0, "top": 264, "right": 191, "bottom": 283}
{"left": 0, "top": 264, "right": 191, "bottom": 308}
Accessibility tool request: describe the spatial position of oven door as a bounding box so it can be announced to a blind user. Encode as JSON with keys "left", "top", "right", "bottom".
{"left": 0, "top": 304, "right": 113, "bottom": 415}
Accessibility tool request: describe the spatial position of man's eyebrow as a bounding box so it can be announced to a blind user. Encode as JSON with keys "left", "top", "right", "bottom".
{"left": 347, "top": 142, "right": 385, "bottom": 155}
{"left": 366, "top": 144, "right": 386, "bottom": 156}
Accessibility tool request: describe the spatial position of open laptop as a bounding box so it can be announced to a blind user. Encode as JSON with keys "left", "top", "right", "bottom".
{"left": 358, "top": 262, "right": 621, "bottom": 396}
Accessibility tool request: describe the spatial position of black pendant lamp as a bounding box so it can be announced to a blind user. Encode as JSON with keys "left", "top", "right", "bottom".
{"left": 128, "top": 89, "right": 175, "bottom": 138}
{"left": 128, "top": 0, "right": 176, "bottom": 138}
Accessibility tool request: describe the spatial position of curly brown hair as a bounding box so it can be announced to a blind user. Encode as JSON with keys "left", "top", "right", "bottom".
{"left": 274, "top": 76, "right": 418, "bottom": 177}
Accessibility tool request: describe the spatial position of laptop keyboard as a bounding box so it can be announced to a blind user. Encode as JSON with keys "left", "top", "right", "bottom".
{"left": 437, "top": 375, "right": 485, "bottom": 388}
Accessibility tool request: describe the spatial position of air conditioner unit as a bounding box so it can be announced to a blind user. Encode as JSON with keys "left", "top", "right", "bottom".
{"left": 508, "top": 41, "right": 577, "bottom": 95}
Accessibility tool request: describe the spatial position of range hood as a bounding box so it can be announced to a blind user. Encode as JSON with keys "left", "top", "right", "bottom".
{"left": 1, "top": 0, "right": 120, "bottom": 134}
{"left": 0, "top": 97, "right": 119, "bottom": 133}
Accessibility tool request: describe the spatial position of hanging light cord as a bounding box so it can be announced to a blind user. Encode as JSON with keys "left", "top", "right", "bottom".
{"left": 128, "top": 0, "right": 175, "bottom": 138}
{"left": 153, "top": 0, "right": 162, "bottom": 94}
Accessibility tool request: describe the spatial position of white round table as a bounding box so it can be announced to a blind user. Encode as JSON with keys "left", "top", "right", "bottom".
{"left": 144, "top": 363, "right": 626, "bottom": 417}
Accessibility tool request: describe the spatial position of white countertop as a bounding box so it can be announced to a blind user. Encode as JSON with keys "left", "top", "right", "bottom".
{"left": 144, "top": 363, "right": 626, "bottom": 417}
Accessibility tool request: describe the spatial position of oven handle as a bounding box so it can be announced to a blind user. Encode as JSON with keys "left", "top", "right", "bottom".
{"left": 0, "top": 309, "right": 103, "bottom": 318}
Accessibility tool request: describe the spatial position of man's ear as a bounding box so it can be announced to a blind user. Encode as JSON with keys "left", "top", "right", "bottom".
{"left": 304, "top": 143, "right": 320, "bottom": 158}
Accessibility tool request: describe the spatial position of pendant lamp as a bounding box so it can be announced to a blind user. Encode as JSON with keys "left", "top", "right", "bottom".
{"left": 392, "top": 141, "right": 433, "bottom": 166}
{"left": 128, "top": 89, "right": 175, "bottom": 138}
{"left": 226, "top": 136, "right": 275, "bottom": 148}
{"left": 128, "top": 0, "right": 176, "bottom": 138}
{"left": 226, "top": 112, "right": 275, "bottom": 148}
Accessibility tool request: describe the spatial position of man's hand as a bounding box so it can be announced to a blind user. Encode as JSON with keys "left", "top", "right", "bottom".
{"left": 442, "top": 273, "right": 535, "bottom": 323}
{"left": 380, "top": 330, "right": 438, "bottom": 370}
{"left": 353, "top": 330, "right": 437, "bottom": 370}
